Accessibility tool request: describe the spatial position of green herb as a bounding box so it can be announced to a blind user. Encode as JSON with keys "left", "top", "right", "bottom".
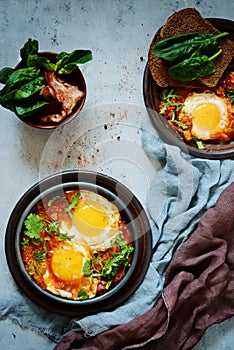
{"left": 64, "top": 192, "right": 81, "bottom": 216}
{"left": 84, "top": 233, "right": 134, "bottom": 280}
{"left": 192, "top": 137, "right": 204, "bottom": 149}
{"left": 226, "top": 89, "right": 234, "bottom": 104}
{"left": 105, "top": 281, "right": 112, "bottom": 289}
{"left": 47, "top": 221, "right": 60, "bottom": 235}
{"left": 48, "top": 195, "right": 60, "bottom": 207}
{"left": 33, "top": 248, "right": 47, "bottom": 263}
{"left": 160, "top": 89, "right": 187, "bottom": 129}
{"left": 78, "top": 288, "right": 89, "bottom": 300}
{"left": 21, "top": 239, "right": 29, "bottom": 249}
{"left": 28, "top": 260, "right": 42, "bottom": 276}
{"left": 160, "top": 89, "right": 183, "bottom": 112}
{"left": 47, "top": 221, "right": 73, "bottom": 240}
{"left": 153, "top": 31, "right": 228, "bottom": 81}
{"left": 83, "top": 260, "right": 92, "bottom": 276}
{"left": 55, "top": 232, "right": 74, "bottom": 241}
{"left": 171, "top": 113, "right": 188, "bottom": 129}
{"left": 24, "top": 213, "right": 44, "bottom": 239}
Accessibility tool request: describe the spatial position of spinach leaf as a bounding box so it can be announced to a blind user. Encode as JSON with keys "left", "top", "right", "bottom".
{"left": 2, "top": 76, "right": 45, "bottom": 101}
{"left": 168, "top": 50, "right": 219, "bottom": 81}
{"left": 0, "top": 67, "right": 45, "bottom": 113}
{"left": 0, "top": 67, "right": 41, "bottom": 95}
{"left": 56, "top": 50, "right": 93, "bottom": 74}
{"left": 154, "top": 32, "right": 228, "bottom": 62}
{"left": 20, "top": 38, "right": 39, "bottom": 65}
{"left": 27, "top": 54, "right": 56, "bottom": 71}
{"left": 0, "top": 67, "right": 15, "bottom": 84}
{"left": 15, "top": 99, "right": 49, "bottom": 116}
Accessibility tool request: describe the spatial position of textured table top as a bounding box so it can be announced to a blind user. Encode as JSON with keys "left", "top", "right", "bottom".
{"left": 0, "top": 1, "right": 233, "bottom": 349}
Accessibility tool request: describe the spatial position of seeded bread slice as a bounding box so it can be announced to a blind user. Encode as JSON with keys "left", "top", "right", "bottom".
{"left": 148, "top": 8, "right": 234, "bottom": 88}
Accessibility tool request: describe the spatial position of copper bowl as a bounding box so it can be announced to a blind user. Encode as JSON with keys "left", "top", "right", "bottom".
{"left": 15, "top": 52, "right": 87, "bottom": 129}
{"left": 5, "top": 170, "right": 152, "bottom": 317}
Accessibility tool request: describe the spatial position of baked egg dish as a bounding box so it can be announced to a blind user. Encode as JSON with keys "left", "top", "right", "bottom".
{"left": 159, "top": 70, "right": 234, "bottom": 148}
{"left": 21, "top": 190, "right": 134, "bottom": 300}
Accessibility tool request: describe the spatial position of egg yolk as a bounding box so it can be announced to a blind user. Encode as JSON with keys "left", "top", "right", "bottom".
{"left": 192, "top": 103, "right": 221, "bottom": 131}
{"left": 73, "top": 201, "right": 110, "bottom": 237}
{"left": 52, "top": 247, "right": 84, "bottom": 281}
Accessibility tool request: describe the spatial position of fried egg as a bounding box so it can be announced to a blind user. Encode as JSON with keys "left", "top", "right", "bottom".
{"left": 43, "top": 240, "right": 99, "bottom": 299}
{"left": 180, "top": 92, "right": 229, "bottom": 140}
{"left": 60, "top": 190, "right": 121, "bottom": 251}
{"left": 51, "top": 240, "right": 89, "bottom": 281}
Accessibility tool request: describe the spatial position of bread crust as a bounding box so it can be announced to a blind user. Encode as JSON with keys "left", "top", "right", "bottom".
{"left": 148, "top": 8, "right": 234, "bottom": 88}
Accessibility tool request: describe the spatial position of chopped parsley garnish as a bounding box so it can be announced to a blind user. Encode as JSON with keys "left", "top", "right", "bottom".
{"left": 55, "top": 232, "right": 74, "bottom": 241}
{"left": 47, "top": 221, "right": 74, "bottom": 241}
{"left": 192, "top": 136, "right": 204, "bottom": 149}
{"left": 160, "top": 89, "right": 184, "bottom": 113}
{"left": 47, "top": 221, "right": 60, "bottom": 235}
{"left": 83, "top": 232, "right": 134, "bottom": 283}
{"left": 171, "top": 113, "right": 188, "bottom": 130}
{"left": 24, "top": 213, "right": 44, "bottom": 239}
{"left": 33, "top": 248, "right": 47, "bottom": 262}
{"left": 64, "top": 192, "right": 81, "bottom": 216}
{"left": 78, "top": 288, "right": 89, "bottom": 300}
{"left": 21, "top": 238, "right": 29, "bottom": 249}
{"left": 28, "top": 260, "right": 42, "bottom": 276}
{"left": 160, "top": 89, "right": 187, "bottom": 129}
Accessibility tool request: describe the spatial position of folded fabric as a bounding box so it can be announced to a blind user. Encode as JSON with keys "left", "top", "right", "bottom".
{"left": 1, "top": 124, "right": 234, "bottom": 344}
{"left": 53, "top": 181, "right": 234, "bottom": 350}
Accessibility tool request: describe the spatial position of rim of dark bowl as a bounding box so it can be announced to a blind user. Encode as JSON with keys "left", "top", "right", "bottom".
{"left": 5, "top": 170, "right": 152, "bottom": 317}
{"left": 15, "top": 52, "right": 87, "bottom": 130}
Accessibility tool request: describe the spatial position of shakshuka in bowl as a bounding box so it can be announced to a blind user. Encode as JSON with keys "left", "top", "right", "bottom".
{"left": 5, "top": 171, "right": 152, "bottom": 317}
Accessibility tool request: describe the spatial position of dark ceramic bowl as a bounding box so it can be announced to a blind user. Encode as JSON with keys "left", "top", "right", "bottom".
{"left": 143, "top": 18, "right": 234, "bottom": 159}
{"left": 5, "top": 170, "right": 152, "bottom": 317}
{"left": 15, "top": 52, "right": 86, "bottom": 129}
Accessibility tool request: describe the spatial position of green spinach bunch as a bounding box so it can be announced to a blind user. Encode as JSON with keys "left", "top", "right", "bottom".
{"left": 153, "top": 32, "right": 228, "bottom": 81}
{"left": 0, "top": 38, "right": 92, "bottom": 117}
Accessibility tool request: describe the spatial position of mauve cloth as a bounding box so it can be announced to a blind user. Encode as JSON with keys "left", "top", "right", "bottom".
{"left": 53, "top": 181, "right": 234, "bottom": 350}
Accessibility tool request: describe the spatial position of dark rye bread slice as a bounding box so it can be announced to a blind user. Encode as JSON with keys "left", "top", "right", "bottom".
{"left": 148, "top": 8, "right": 234, "bottom": 89}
